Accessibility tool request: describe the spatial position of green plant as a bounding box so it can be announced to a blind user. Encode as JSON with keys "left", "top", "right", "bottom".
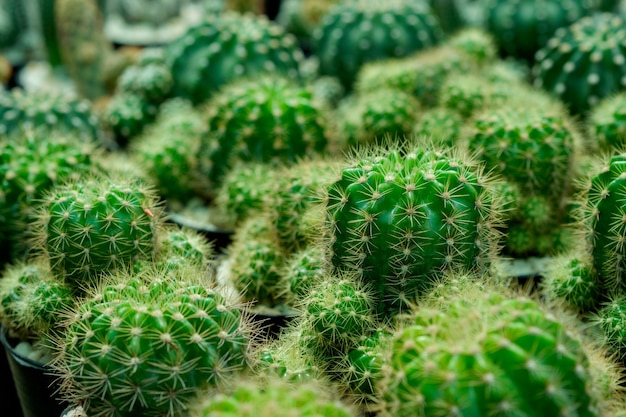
{"left": 532, "top": 12, "right": 626, "bottom": 116}
{"left": 313, "top": 0, "right": 444, "bottom": 90}
{"left": 116, "top": 48, "right": 173, "bottom": 105}
{"left": 588, "top": 92, "right": 626, "bottom": 151}
{"left": 201, "top": 75, "right": 331, "bottom": 189}
{"left": 324, "top": 141, "right": 501, "bottom": 315}
{"left": 413, "top": 106, "right": 464, "bottom": 148}
{"left": 279, "top": 245, "right": 327, "bottom": 304}
{"left": 53, "top": 265, "right": 252, "bottom": 417}
{"left": 31, "top": 174, "right": 164, "bottom": 293}
{"left": 164, "top": 11, "right": 304, "bottom": 105}
{"left": 485, "top": 0, "right": 593, "bottom": 62}
{"left": 102, "top": 92, "right": 159, "bottom": 145}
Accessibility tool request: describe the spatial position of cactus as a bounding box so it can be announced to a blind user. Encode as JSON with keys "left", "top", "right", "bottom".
{"left": 129, "top": 98, "right": 206, "bottom": 204}
{"left": 588, "top": 92, "right": 626, "bottom": 151}
{"left": 595, "top": 296, "right": 626, "bottom": 361}
{"left": 279, "top": 245, "right": 327, "bottom": 304}
{"left": 276, "top": 0, "right": 340, "bottom": 50}
{"left": 338, "top": 88, "right": 421, "bottom": 147}
{"left": 31, "top": 174, "right": 164, "bottom": 293}
{"left": 189, "top": 376, "right": 357, "bottom": 417}
{"left": 165, "top": 12, "right": 304, "bottom": 105}
{"left": 53, "top": 265, "right": 251, "bottom": 417}
{"left": 313, "top": 0, "right": 444, "bottom": 90}
{"left": 0, "top": 88, "right": 101, "bottom": 140}
{"left": 102, "top": 92, "right": 159, "bottom": 146}
{"left": 485, "top": 0, "right": 594, "bottom": 62}
{"left": 440, "top": 73, "right": 511, "bottom": 119}
{"left": 0, "top": 131, "right": 98, "bottom": 259}
{"left": 413, "top": 106, "right": 464, "bottom": 148}
{"left": 116, "top": 48, "right": 173, "bottom": 105}
{"left": 446, "top": 27, "right": 498, "bottom": 65}
{"left": 379, "top": 278, "right": 623, "bottom": 417}
{"left": 533, "top": 12, "right": 626, "bottom": 116}
{"left": 55, "top": 0, "right": 112, "bottom": 100}
{"left": 324, "top": 142, "right": 501, "bottom": 315}
{"left": 201, "top": 75, "right": 331, "bottom": 189}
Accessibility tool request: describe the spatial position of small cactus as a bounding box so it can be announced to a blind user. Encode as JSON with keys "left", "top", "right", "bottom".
{"left": 588, "top": 92, "right": 626, "bottom": 151}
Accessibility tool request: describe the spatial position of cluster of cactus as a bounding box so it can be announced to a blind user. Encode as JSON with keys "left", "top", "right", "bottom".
{"left": 201, "top": 75, "right": 332, "bottom": 189}
{"left": 533, "top": 12, "right": 626, "bottom": 115}
{"left": 484, "top": 0, "right": 594, "bottom": 62}
{"left": 53, "top": 265, "right": 251, "bottom": 417}
{"left": 379, "top": 277, "right": 623, "bottom": 416}
{"left": 413, "top": 106, "right": 464, "bottom": 147}
{"left": 588, "top": 92, "right": 626, "bottom": 151}
{"left": 313, "top": 0, "right": 444, "bottom": 90}
{"left": 164, "top": 12, "right": 304, "bottom": 105}
{"left": 324, "top": 142, "right": 501, "bottom": 315}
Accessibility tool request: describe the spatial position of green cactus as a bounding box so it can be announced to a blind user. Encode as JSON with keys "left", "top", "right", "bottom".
{"left": 129, "top": 98, "right": 206, "bottom": 204}
{"left": 189, "top": 376, "right": 357, "bottom": 417}
{"left": 144, "top": 225, "right": 216, "bottom": 273}
{"left": 485, "top": 0, "right": 594, "bottom": 62}
{"left": 542, "top": 251, "right": 601, "bottom": 314}
{"left": 413, "top": 106, "right": 464, "bottom": 148}
{"left": 338, "top": 88, "right": 421, "bottom": 147}
{"left": 201, "top": 75, "right": 331, "bottom": 189}
{"left": 379, "top": 278, "right": 622, "bottom": 417}
{"left": 446, "top": 27, "right": 498, "bottom": 65}
{"left": 55, "top": 0, "right": 112, "bottom": 100}
{"left": 324, "top": 142, "right": 501, "bottom": 315}
{"left": 279, "top": 245, "right": 327, "bottom": 304}
{"left": 276, "top": 0, "right": 340, "bottom": 51}
{"left": 595, "top": 297, "right": 626, "bottom": 361}
{"left": 532, "top": 12, "right": 626, "bottom": 116}
{"left": 31, "top": 174, "right": 164, "bottom": 293}
{"left": 440, "top": 72, "right": 514, "bottom": 119}
{"left": 313, "top": 0, "right": 444, "bottom": 90}
{"left": 588, "top": 92, "right": 626, "bottom": 151}
{"left": 53, "top": 265, "right": 251, "bottom": 417}
{"left": 0, "top": 88, "right": 101, "bottom": 140}
{"left": 102, "top": 92, "right": 159, "bottom": 146}
{"left": 116, "top": 48, "right": 173, "bottom": 104}
{"left": 165, "top": 11, "right": 304, "bottom": 105}
{"left": 0, "top": 131, "right": 98, "bottom": 259}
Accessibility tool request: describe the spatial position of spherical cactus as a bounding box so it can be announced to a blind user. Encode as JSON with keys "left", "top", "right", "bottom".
{"left": 446, "top": 27, "right": 498, "bottom": 66}
{"left": 276, "top": 0, "right": 340, "bottom": 49}
{"left": 533, "top": 12, "right": 626, "bottom": 115}
{"left": 102, "top": 92, "right": 159, "bottom": 145}
{"left": 440, "top": 73, "right": 512, "bottom": 119}
{"left": 379, "top": 279, "right": 622, "bottom": 417}
{"left": 116, "top": 48, "right": 173, "bottom": 104}
{"left": 0, "top": 88, "right": 101, "bottom": 140}
{"left": 338, "top": 87, "right": 420, "bottom": 147}
{"left": 313, "top": 0, "right": 444, "bottom": 90}
{"left": 201, "top": 75, "right": 331, "bottom": 189}
{"left": 32, "top": 175, "right": 164, "bottom": 293}
{"left": 53, "top": 266, "right": 251, "bottom": 417}
{"left": 595, "top": 297, "right": 626, "bottom": 361}
{"left": 189, "top": 376, "right": 357, "bottom": 417}
{"left": 0, "top": 131, "right": 98, "bottom": 257}
{"left": 279, "top": 245, "right": 327, "bottom": 304}
{"left": 129, "top": 98, "right": 206, "bottom": 204}
{"left": 165, "top": 12, "right": 304, "bottom": 105}
{"left": 413, "top": 106, "right": 464, "bottom": 148}
{"left": 324, "top": 142, "right": 501, "bottom": 315}
{"left": 485, "top": 0, "right": 594, "bottom": 62}
{"left": 588, "top": 92, "right": 626, "bottom": 151}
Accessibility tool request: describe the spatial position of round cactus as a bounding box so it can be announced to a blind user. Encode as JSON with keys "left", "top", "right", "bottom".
{"left": 588, "top": 92, "right": 626, "bottom": 151}
{"left": 0, "top": 131, "right": 98, "bottom": 258}
{"left": 129, "top": 98, "right": 206, "bottom": 204}
{"left": 338, "top": 87, "right": 420, "bottom": 147}
{"left": 116, "top": 48, "right": 173, "bottom": 104}
{"left": 595, "top": 297, "right": 626, "bottom": 361}
{"left": 0, "top": 88, "right": 101, "bottom": 140}
{"left": 189, "top": 376, "right": 357, "bottom": 417}
{"left": 324, "top": 142, "right": 501, "bottom": 315}
{"left": 413, "top": 106, "right": 464, "bottom": 148}
{"left": 102, "top": 92, "right": 159, "bottom": 145}
{"left": 279, "top": 245, "right": 327, "bottom": 304}
{"left": 379, "top": 279, "right": 621, "bottom": 417}
{"left": 533, "top": 12, "right": 626, "bottom": 115}
{"left": 32, "top": 175, "right": 164, "bottom": 292}
{"left": 446, "top": 27, "right": 498, "bottom": 66}
{"left": 201, "top": 75, "right": 331, "bottom": 189}
{"left": 313, "top": 0, "right": 444, "bottom": 90}
{"left": 53, "top": 266, "right": 251, "bottom": 417}
{"left": 485, "top": 0, "right": 594, "bottom": 62}
{"left": 165, "top": 12, "right": 304, "bottom": 105}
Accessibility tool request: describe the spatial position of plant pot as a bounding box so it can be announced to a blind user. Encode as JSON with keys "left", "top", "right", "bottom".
{"left": 0, "top": 337, "right": 23, "bottom": 417}
{"left": 0, "top": 327, "right": 66, "bottom": 417}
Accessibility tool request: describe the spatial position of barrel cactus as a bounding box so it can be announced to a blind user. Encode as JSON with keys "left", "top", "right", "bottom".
{"left": 324, "top": 142, "right": 501, "bottom": 315}
{"left": 313, "top": 0, "right": 443, "bottom": 90}
{"left": 588, "top": 92, "right": 626, "bottom": 151}
{"left": 52, "top": 265, "right": 251, "bottom": 417}
{"left": 533, "top": 12, "right": 626, "bottom": 115}
{"left": 165, "top": 11, "right": 304, "bottom": 105}
{"left": 31, "top": 174, "right": 164, "bottom": 293}
{"left": 201, "top": 75, "right": 331, "bottom": 189}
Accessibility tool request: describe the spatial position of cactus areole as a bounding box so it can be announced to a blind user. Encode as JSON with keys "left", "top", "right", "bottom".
{"left": 325, "top": 147, "right": 496, "bottom": 314}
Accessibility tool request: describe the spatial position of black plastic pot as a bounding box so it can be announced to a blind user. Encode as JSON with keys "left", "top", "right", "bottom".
{"left": 0, "top": 338, "right": 23, "bottom": 417}
{"left": 0, "top": 327, "right": 66, "bottom": 417}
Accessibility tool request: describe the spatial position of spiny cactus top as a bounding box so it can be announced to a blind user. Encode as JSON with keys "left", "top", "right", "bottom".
{"left": 201, "top": 75, "right": 331, "bottom": 188}
{"left": 485, "top": 0, "right": 594, "bottom": 62}
{"left": 324, "top": 143, "right": 500, "bottom": 315}
{"left": 0, "top": 88, "right": 100, "bottom": 139}
{"left": 53, "top": 267, "right": 251, "bottom": 417}
{"left": 32, "top": 175, "right": 163, "bottom": 292}
{"left": 533, "top": 12, "right": 626, "bottom": 115}
{"left": 588, "top": 92, "right": 626, "bottom": 151}
{"left": 313, "top": 0, "right": 444, "bottom": 90}
{"left": 581, "top": 153, "right": 626, "bottom": 293}
{"left": 380, "top": 280, "right": 619, "bottom": 417}
{"left": 165, "top": 12, "right": 304, "bottom": 105}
